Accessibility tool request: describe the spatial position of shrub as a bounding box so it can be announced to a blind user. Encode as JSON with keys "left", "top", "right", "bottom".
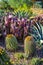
{"left": 30, "top": 58, "right": 41, "bottom": 65}
{"left": 24, "top": 36, "right": 36, "bottom": 58}
{"left": 41, "top": 58, "right": 43, "bottom": 65}
{"left": 0, "top": 47, "right": 12, "bottom": 65}
{"left": 14, "top": 53, "right": 24, "bottom": 60}
{"left": 5, "top": 34, "right": 18, "bottom": 51}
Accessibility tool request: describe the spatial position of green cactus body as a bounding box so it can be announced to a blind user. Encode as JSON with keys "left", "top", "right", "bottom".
{"left": 5, "top": 34, "right": 18, "bottom": 51}
{"left": 24, "top": 36, "right": 36, "bottom": 58}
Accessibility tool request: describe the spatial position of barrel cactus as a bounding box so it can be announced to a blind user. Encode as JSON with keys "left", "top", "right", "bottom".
{"left": 5, "top": 34, "right": 18, "bottom": 51}
{"left": 24, "top": 36, "right": 36, "bottom": 58}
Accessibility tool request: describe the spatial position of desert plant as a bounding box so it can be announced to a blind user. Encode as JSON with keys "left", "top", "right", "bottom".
{"left": 30, "top": 58, "right": 41, "bottom": 65}
{"left": 34, "top": 1, "right": 42, "bottom": 8}
{"left": 28, "top": 17, "right": 43, "bottom": 47}
{"left": 5, "top": 34, "right": 18, "bottom": 51}
{"left": 14, "top": 4, "right": 33, "bottom": 19}
{"left": 29, "top": 21, "right": 42, "bottom": 41}
{"left": 24, "top": 36, "right": 36, "bottom": 58}
{"left": 0, "top": 47, "right": 12, "bottom": 65}
{"left": 14, "top": 53, "right": 24, "bottom": 60}
{"left": 41, "top": 58, "right": 43, "bottom": 65}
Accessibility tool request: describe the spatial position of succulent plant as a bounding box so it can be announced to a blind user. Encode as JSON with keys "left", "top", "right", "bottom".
{"left": 28, "top": 17, "right": 43, "bottom": 44}
{"left": 5, "top": 34, "right": 18, "bottom": 51}
{"left": 30, "top": 58, "right": 41, "bottom": 65}
{"left": 24, "top": 36, "right": 36, "bottom": 58}
{"left": 31, "top": 22, "right": 42, "bottom": 40}
{"left": 14, "top": 53, "right": 24, "bottom": 60}
{"left": 0, "top": 47, "right": 12, "bottom": 65}
{"left": 4, "top": 13, "right": 43, "bottom": 43}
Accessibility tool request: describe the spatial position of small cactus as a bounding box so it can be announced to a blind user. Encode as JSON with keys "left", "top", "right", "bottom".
{"left": 5, "top": 34, "right": 18, "bottom": 51}
{"left": 24, "top": 36, "right": 36, "bottom": 58}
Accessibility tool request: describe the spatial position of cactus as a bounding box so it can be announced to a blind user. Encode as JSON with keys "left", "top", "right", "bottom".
{"left": 5, "top": 34, "right": 18, "bottom": 51}
{"left": 24, "top": 36, "right": 36, "bottom": 58}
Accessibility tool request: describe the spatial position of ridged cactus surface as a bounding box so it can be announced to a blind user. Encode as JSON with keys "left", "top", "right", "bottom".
{"left": 5, "top": 34, "right": 18, "bottom": 51}
{"left": 24, "top": 36, "right": 36, "bottom": 58}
